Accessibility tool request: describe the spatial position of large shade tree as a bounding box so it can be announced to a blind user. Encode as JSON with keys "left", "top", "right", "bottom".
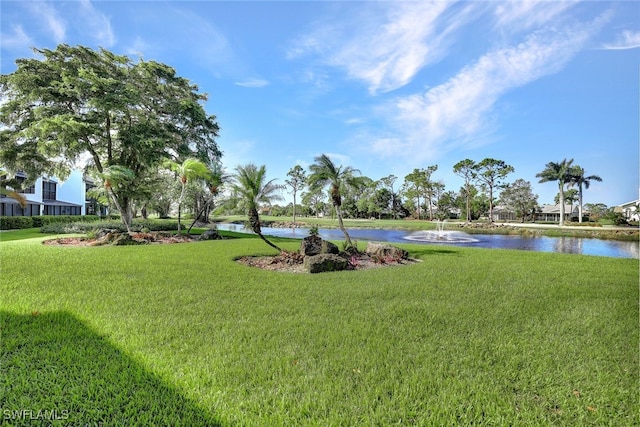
{"left": 231, "top": 163, "right": 283, "bottom": 252}
{"left": 569, "top": 165, "right": 602, "bottom": 223}
{"left": 308, "top": 154, "right": 363, "bottom": 249}
{"left": 536, "top": 158, "right": 574, "bottom": 226}
{"left": 0, "top": 44, "right": 220, "bottom": 231}
{"left": 499, "top": 179, "right": 538, "bottom": 223}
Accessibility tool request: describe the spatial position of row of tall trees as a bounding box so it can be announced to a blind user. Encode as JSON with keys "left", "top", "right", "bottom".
{"left": 268, "top": 157, "right": 602, "bottom": 227}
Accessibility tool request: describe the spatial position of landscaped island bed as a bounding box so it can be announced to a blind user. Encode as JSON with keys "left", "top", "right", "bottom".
{"left": 1, "top": 232, "right": 637, "bottom": 425}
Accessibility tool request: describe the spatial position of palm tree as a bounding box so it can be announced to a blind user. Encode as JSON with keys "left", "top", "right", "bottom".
{"left": 536, "top": 159, "right": 574, "bottom": 226}
{"left": 308, "top": 154, "right": 363, "bottom": 249}
{"left": 231, "top": 163, "right": 284, "bottom": 252}
{"left": 569, "top": 166, "right": 602, "bottom": 223}
{"left": 187, "top": 161, "right": 229, "bottom": 234}
{"left": 164, "top": 158, "right": 212, "bottom": 234}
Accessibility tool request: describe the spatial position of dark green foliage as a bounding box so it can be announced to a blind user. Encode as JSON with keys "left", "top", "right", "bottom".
{"left": 0, "top": 44, "right": 220, "bottom": 231}
{"left": 39, "top": 219, "right": 179, "bottom": 234}
{"left": 0, "top": 216, "right": 33, "bottom": 230}
{"left": 0, "top": 215, "right": 101, "bottom": 230}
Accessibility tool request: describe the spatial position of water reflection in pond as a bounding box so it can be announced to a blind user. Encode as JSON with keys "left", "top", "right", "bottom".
{"left": 216, "top": 224, "right": 639, "bottom": 259}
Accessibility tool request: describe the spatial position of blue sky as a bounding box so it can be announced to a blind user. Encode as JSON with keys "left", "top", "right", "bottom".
{"left": 2, "top": 1, "right": 638, "bottom": 207}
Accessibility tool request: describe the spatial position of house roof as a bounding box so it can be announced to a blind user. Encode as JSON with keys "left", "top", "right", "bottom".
{"left": 616, "top": 199, "right": 639, "bottom": 208}
{"left": 0, "top": 196, "right": 42, "bottom": 205}
{"left": 538, "top": 204, "right": 576, "bottom": 214}
{"left": 42, "top": 199, "right": 82, "bottom": 207}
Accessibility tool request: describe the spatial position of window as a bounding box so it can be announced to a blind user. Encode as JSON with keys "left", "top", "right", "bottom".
{"left": 42, "top": 181, "right": 56, "bottom": 200}
{"left": 15, "top": 176, "right": 35, "bottom": 194}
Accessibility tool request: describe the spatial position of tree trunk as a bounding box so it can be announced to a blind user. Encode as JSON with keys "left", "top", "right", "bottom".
{"left": 335, "top": 204, "right": 353, "bottom": 249}
{"left": 249, "top": 207, "right": 281, "bottom": 252}
{"left": 558, "top": 183, "right": 565, "bottom": 226}
{"left": 578, "top": 184, "right": 584, "bottom": 223}
{"left": 488, "top": 186, "right": 494, "bottom": 223}
{"left": 109, "top": 190, "right": 132, "bottom": 232}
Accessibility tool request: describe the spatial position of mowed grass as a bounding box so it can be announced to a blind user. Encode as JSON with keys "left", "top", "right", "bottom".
{"left": 1, "top": 233, "right": 638, "bottom": 425}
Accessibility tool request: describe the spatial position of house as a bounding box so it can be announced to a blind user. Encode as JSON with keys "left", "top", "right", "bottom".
{"left": 615, "top": 200, "right": 639, "bottom": 222}
{"left": 535, "top": 204, "right": 578, "bottom": 222}
{"left": 492, "top": 205, "right": 518, "bottom": 221}
{"left": 0, "top": 170, "right": 106, "bottom": 217}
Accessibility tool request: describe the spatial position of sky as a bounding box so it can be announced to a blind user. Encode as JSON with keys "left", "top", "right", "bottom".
{"left": 1, "top": 0, "right": 638, "bottom": 207}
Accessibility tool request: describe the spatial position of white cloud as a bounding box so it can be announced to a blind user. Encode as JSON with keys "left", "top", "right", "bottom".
{"left": 78, "top": 0, "right": 115, "bottom": 47}
{"left": 27, "top": 1, "right": 66, "bottom": 43}
{"left": 289, "top": 1, "right": 477, "bottom": 95}
{"left": 235, "top": 78, "right": 270, "bottom": 88}
{"left": 370, "top": 14, "right": 610, "bottom": 163}
{"left": 602, "top": 30, "right": 640, "bottom": 50}
{"left": 493, "top": 0, "right": 578, "bottom": 32}
{"left": 1, "top": 25, "right": 33, "bottom": 49}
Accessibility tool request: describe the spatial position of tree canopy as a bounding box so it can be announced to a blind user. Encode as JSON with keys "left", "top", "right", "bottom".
{"left": 0, "top": 44, "right": 220, "bottom": 230}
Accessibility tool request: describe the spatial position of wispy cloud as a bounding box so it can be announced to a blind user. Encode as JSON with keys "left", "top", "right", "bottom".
{"left": 602, "top": 30, "right": 640, "bottom": 50}
{"left": 1, "top": 25, "right": 33, "bottom": 50}
{"left": 370, "top": 14, "right": 610, "bottom": 164}
{"left": 78, "top": 0, "right": 115, "bottom": 47}
{"left": 27, "top": 1, "right": 66, "bottom": 43}
{"left": 289, "top": 1, "right": 477, "bottom": 95}
{"left": 235, "top": 78, "right": 269, "bottom": 88}
{"left": 493, "top": 0, "right": 578, "bottom": 32}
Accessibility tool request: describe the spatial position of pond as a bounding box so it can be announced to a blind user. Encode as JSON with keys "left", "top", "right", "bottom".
{"left": 217, "top": 224, "right": 639, "bottom": 259}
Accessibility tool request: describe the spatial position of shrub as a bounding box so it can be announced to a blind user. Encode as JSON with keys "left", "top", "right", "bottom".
{"left": 0, "top": 216, "right": 33, "bottom": 230}
{"left": 32, "top": 215, "right": 101, "bottom": 227}
{"left": 40, "top": 219, "right": 179, "bottom": 234}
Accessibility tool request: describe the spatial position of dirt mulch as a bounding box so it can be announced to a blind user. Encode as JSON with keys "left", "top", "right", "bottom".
{"left": 43, "top": 234, "right": 419, "bottom": 273}
{"left": 42, "top": 233, "right": 195, "bottom": 246}
{"left": 236, "top": 252, "right": 419, "bottom": 273}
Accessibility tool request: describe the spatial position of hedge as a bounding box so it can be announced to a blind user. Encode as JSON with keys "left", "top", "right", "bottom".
{"left": 0, "top": 216, "right": 34, "bottom": 230}
{"left": 0, "top": 215, "right": 102, "bottom": 230}
{"left": 39, "top": 219, "right": 179, "bottom": 234}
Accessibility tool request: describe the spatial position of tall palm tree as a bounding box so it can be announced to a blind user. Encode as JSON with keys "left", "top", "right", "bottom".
{"left": 536, "top": 158, "right": 574, "bottom": 226}
{"left": 231, "top": 163, "right": 284, "bottom": 252}
{"left": 308, "top": 154, "right": 363, "bottom": 249}
{"left": 570, "top": 166, "right": 602, "bottom": 223}
{"left": 164, "top": 158, "right": 212, "bottom": 234}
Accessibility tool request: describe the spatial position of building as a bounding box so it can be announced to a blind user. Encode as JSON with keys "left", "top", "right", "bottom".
{"left": 535, "top": 204, "right": 579, "bottom": 222}
{"left": 0, "top": 170, "right": 106, "bottom": 217}
{"left": 615, "top": 200, "right": 639, "bottom": 222}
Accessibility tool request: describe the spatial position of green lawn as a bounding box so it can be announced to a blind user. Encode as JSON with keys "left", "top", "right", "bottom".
{"left": 1, "top": 232, "right": 638, "bottom": 425}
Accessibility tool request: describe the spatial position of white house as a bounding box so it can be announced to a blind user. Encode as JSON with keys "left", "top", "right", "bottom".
{"left": 0, "top": 170, "right": 105, "bottom": 217}
{"left": 535, "top": 204, "right": 579, "bottom": 223}
{"left": 615, "top": 200, "right": 639, "bottom": 222}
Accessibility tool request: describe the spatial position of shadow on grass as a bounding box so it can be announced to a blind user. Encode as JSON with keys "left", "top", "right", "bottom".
{"left": 1, "top": 311, "right": 221, "bottom": 426}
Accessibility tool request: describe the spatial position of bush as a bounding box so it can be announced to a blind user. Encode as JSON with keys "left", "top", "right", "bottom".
{"left": 40, "top": 219, "right": 179, "bottom": 234}
{"left": 0, "top": 216, "right": 33, "bottom": 230}
{"left": 31, "top": 215, "right": 101, "bottom": 227}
